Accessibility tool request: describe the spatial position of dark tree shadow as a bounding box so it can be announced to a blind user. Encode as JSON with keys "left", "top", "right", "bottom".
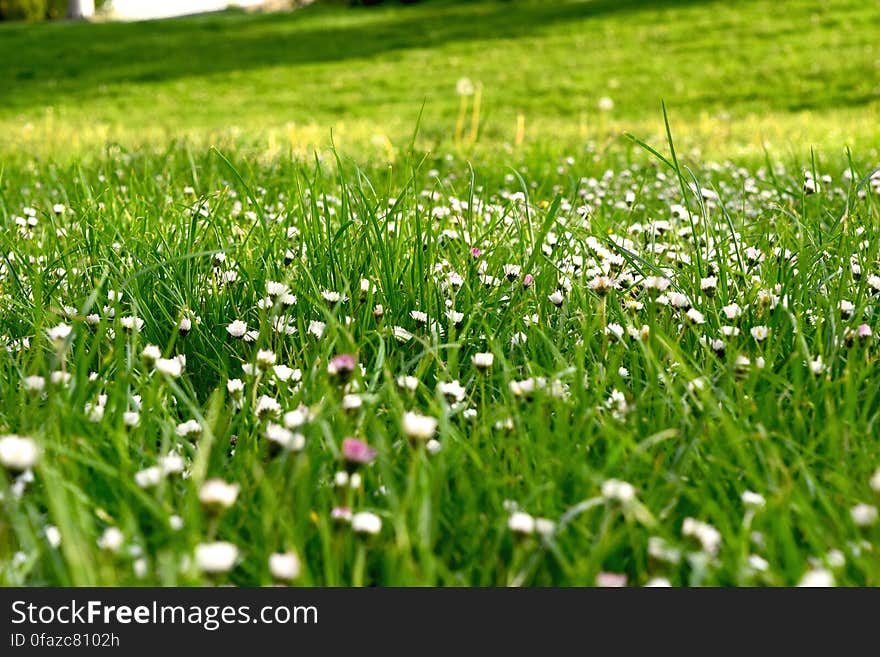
{"left": 2, "top": 0, "right": 722, "bottom": 107}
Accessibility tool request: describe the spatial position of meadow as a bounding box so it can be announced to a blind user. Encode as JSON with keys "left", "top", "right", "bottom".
{"left": 1, "top": 0, "right": 879, "bottom": 586}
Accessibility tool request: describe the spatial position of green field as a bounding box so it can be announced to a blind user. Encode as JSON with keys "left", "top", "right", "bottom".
{"left": 2, "top": 0, "right": 879, "bottom": 162}
{"left": 1, "top": 0, "right": 880, "bottom": 586}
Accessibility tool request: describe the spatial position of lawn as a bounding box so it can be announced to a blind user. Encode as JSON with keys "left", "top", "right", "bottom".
{"left": 1, "top": 0, "right": 879, "bottom": 586}
{"left": 2, "top": 0, "right": 879, "bottom": 162}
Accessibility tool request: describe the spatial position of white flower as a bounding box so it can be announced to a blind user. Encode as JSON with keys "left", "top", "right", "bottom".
{"left": 341, "top": 394, "right": 363, "bottom": 411}
{"left": 721, "top": 303, "right": 742, "bottom": 319}
{"left": 265, "top": 423, "right": 305, "bottom": 452}
{"left": 272, "top": 365, "right": 299, "bottom": 382}
{"left": 606, "top": 322, "right": 625, "bottom": 338}
{"left": 685, "top": 308, "right": 705, "bottom": 324}
{"left": 135, "top": 466, "right": 163, "bottom": 488}
{"left": 410, "top": 310, "right": 428, "bottom": 324}
{"left": 402, "top": 412, "right": 438, "bottom": 440}
{"left": 809, "top": 356, "right": 826, "bottom": 375}
{"left": 283, "top": 407, "right": 310, "bottom": 429}
{"left": 437, "top": 380, "right": 467, "bottom": 403}
{"left": 50, "top": 371, "right": 72, "bottom": 386}
{"left": 548, "top": 290, "right": 565, "bottom": 306}
{"left": 142, "top": 344, "right": 162, "bottom": 361}
{"left": 750, "top": 325, "right": 769, "bottom": 341}
{"left": 195, "top": 542, "right": 239, "bottom": 573}
{"left": 307, "top": 320, "right": 326, "bottom": 339}
{"left": 871, "top": 468, "right": 880, "bottom": 493}
{"left": 446, "top": 309, "right": 464, "bottom": 324}
{"left": 0, "top": 435, "right": 40, "bottom": 470}
{"left": 160, "top": 453, "right": 185, "bottom": 475}
{"left": 642, "top": 276, "right": 671, "bottom": 293}
{"left": 269, "top": 552, "right": 301, "bottom": 581}
{"left": 503, "top": 264, "right": 521, "bottom": 280}
{"left": 351, "top": 511, "right": 382, "bottom": 535}
{"left": 134, "top": 558, "right": 148, "bottom": 579}
{"left": 700, "top": 276, "right": 718, "bottom": 292}
{"left": 22, "top": 375, "right": 45, "bottom": 392}
{"left": 97, "top": 527, "right": 124, "bottom": 552}
{"left": 426, "top": 439, "right": 442, "bottom": 455}
{"left": 644, "top": 577, "right": 672, "bottom": 587}
{"left": 741, "top": 491, "right": 766, "bottom": 509}
{"left": 175, "top": 419, "right": 202, "bottom": 437}
{"left": 227, "top": 378, "right": 245, "bottom": 396}
{"left": 850, "top": 504, "right": 878, "bottom": 527}
{"left": 601, "top": 479, "right": 636, "bottom": 504}
{"left": 535, "top": 518, "right": 555, "bottom": 536}
{"left": 472, "top": 352, "right": 494, "bottom": 369}
{"left": 588, "top": 275, "right": 616, "bottom": 295}
{"left": 45, "top": 525, "right": 61, "bottom": 548}
{"left": 155, "top": 357, "right": 183, "bottom": 378}
{"left": 392, "top": 326, "right": 413, "bottom": 342}
{"left": 46, "top": 323, "right": 73, "bottom": 343}
{"left": 508, "top": 511, "right": 536, "bottom": 534}
{"left": 396, "top": 375, "right": 419, "bottom": 392}
{"left": 682, "top": 518, "right": 722, "bottom": 555}
{"left": 256, "top": 349, "right": 276, "bottom": 369}
{"left": 266, "top": 281, "right": 289, "bottom": 297}
{"left": 198, "top": 479, "right": 240, "bottom": 509}
{"left": 748, "top": 554, "right": 769, "bottom": 572}
{"left": 456, "top": 77, "right": 475, "bottom": 96}
{"left": 119, "top": 316, "right": 144, "bottom": 332}
{"left": 226, "top": 320, "right": 247, "bottom": 338}
{"left": 597, "top": 96, "right": 614, "bottom": 111}
{"left": 255, "top": 395, "right": 281, "bottom": 418}
{"left": 797, "top": 568, "right": 834, "bottom": 587}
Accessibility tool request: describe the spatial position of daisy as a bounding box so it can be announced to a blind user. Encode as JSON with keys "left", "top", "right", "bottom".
{"left": 175, "top": 419, "right": 202, "bottom": 438}
{"left": 269, "top": 552, "right": 301, "bottom": 581}
{"left": 437, "top": 380, "right": 467, "bottom": 403}
{"left": 0, "top": 435, "right": 40, "bottom": 470}
{"left": 265, "top": 423, "right": 305, "bottom": 451}
{"left": 351, "top": 511, "right": 382, "bottom": 535}
{"left": 601, "top": 479, "right": 636, "bottom": 504}
{"left": 195, "top": 542, "right": 239, "bottom": 574}
{"left": 472, "top": 352, "right": 494, "bottom": 370}
{"left": 226, "top": 320, "right": 247, "bottom": 338}
{"left": 341, "top": 437, "right": 377, "bottom": 466}
{"left": 198, "top": 479, "right": 239, "bottom": 510}
{"left": 155, "top": 357, "right": 183, "bottom": 378}
{"left": 255, "top": 395, "right": 281, "bottom": 418}
{"left": 508, "top": 511, "right": 536, "bottom": 534}
{"left": 750, "top": 325, "right": 769, "bottom": 341}
{"left": 402, "top": 412, "right": 438, "bottom": 440}
{"left": 256, "top": 349, "right": 277, "bottom": 370}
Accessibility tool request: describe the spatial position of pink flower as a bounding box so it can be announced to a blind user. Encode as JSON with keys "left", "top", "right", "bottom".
{"left": 331, "top": 507, "right": 352, "bottom": 523}
{"left": 857, "top": 324, "right": 873, "bottom": 339}
{"left": 341, "top": 437, "right": 377, "bottom": 466}
{"left": 328, "top": 354, "right": 357, "bottom": 382}
{"left": 596, "top": 572, "right": 628, "bottom": 587}
{"left": 523, "top": 274, "right": 534, "bottom": 289}
{"left": 470, "top": 247, "right": 481, "bottom": 258}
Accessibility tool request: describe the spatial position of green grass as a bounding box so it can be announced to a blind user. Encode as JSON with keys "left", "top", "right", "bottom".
{"left": 2, "top": 0, "right": 879, "bottom": 162}
{"left": 1, "top": 1, "right": 880, "bottom": 586}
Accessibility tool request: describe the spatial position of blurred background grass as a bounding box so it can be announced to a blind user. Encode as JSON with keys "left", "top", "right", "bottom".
{"left": 1, "top": 0, "right": 879, "bottom": 164}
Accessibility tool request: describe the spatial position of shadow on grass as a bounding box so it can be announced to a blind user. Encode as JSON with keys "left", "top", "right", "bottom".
{"left": 2, "top": 0, "right": 719, "bottom": 107}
